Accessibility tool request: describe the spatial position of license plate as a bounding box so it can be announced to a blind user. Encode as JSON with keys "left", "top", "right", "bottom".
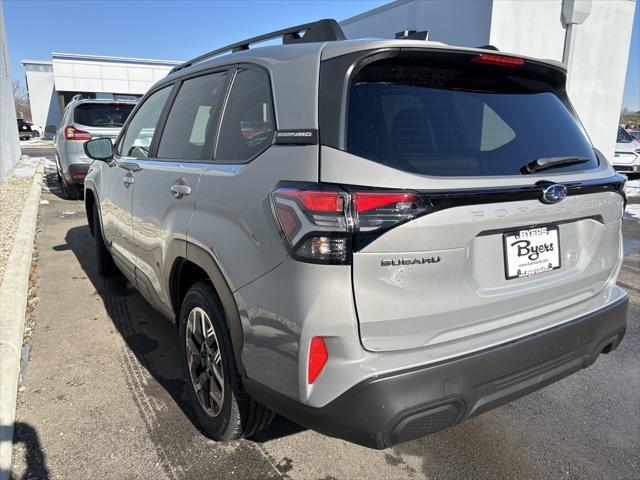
{"left": 503, "top": 225, "right": 560, "bottom": 279}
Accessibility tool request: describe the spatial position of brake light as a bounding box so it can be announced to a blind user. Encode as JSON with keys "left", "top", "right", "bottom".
{"left": 471, "top": 53, "right": 524, "bottom": 67}
{"left": 276, "top": 189, "right": 344, "bottom": 212}
{"left": 271, "top": 184, "right": 430, "bottom": 264}
{"left": 308, "top": 337, "right": 328, "bottom": 384}
{"left": 64, "top": 126, "right": 91, "bottom": 141}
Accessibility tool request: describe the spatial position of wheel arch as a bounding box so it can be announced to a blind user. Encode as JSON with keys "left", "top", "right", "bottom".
{"left": 169, "top": 243, "right": 246, "bottom": 376}
{"left": 84, "top": 187, "right": 96, "bottom": 236}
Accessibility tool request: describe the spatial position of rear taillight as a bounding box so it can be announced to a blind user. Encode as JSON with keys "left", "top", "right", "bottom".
{"left": 471, "top": 53, "right": 524, "bottom": 67}
{"left": 64, "top": 126, "right": 91, "bottom": 141}
{"left": 271, "top": 184, "right": 430, "bottom": 264}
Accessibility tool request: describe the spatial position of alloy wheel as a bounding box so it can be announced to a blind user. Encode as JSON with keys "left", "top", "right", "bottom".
{"left": 186, "top": 307, "right": 224, "bottom": 417}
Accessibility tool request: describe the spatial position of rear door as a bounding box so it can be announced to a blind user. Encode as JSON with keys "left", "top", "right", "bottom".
{"left": 319, "top": 49, "right": 625, "bottom": 352}
{"left": 101, "top": 86, "right": 173, "bottom": 280}
{"left": 130, "top": 70, "right": 229, "bottom": 313}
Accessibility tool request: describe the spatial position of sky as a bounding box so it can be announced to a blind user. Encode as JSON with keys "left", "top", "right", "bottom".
{"left": 2, "top": 0, "right": 387, "bottom": 82}
{"left": 622, "top": 1, "right": 640, "bottom": 111}
{"left": 2, "top": 0, "right": 639, "bottom": 110}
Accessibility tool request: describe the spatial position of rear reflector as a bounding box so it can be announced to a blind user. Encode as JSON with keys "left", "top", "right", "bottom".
{"left": 308, "top": 337, "right": 328, "bottom": 384}
{"left": 471, "top": 53, "right": 525, "bottom": 67}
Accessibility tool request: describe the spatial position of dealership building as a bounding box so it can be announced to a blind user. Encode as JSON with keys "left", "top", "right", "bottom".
{"left": 21, "top": 53, "right": 181, "bottom": 135}
{"left": 21, "top": 0, "right": 636, "bottom": 159}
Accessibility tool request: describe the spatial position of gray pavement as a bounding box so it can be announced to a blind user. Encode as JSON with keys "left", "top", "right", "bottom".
{"left": 11, "top": 149, "right": 640, "bottom": 480}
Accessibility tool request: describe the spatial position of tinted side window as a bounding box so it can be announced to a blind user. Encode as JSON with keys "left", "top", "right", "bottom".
{"left": 157, "top": 72, "right": 227, "bottom": 160}
{"left": 119, "top": 86, "right": 172, "bottom": 158}
{"left": 215, "top": 68, "right": 274, "bottom": 162}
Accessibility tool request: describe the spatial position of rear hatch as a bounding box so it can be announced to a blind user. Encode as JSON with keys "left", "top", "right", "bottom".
{"left": 318, "top": 47, "right": 625, "bottom": 352}
{"left": 73, "top": 102, "right": 135, "bottom": 140}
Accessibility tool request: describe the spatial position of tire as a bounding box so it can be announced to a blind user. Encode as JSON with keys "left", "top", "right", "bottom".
{"left": 179, "top": 282, "right": 274, "bottom": 441}
{"left": 61, "top": 176, "right": 81, "bottom": 200}
{"left": 92, "top": 203, "right": 117, "bottom": 276}
{"left": 54, "top": 157, "right": 63, "bottom": 183}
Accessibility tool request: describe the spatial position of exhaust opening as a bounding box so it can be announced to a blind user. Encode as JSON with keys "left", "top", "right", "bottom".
{"left": 601, "top": 343, "right": 613, "bottom": 354}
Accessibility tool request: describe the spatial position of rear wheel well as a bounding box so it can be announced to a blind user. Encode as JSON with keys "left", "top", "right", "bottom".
{"left": 85, "top": 189, "right": 96, "bottom": 236}
{"left": 169, "top": 252, "right": 246, "bottom": 377}
{"left": 170, "top": 259, "right": 212, "bottom": 318}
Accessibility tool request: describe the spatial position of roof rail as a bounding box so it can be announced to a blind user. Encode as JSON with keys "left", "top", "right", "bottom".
{"left": 170, "top": 18, "right": 345, "bottom": 74}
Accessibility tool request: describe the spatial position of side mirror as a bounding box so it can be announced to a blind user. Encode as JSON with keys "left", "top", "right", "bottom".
{"left": 84, "top": 138, "right": 114, "bottom": 161}
{"left": 44, "top": 125, "right": 57, "bottom": 134}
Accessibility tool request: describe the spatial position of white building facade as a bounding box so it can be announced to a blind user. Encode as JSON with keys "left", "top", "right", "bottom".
{"left": 22, "top": 53, "right": 181, "bottom": 134}
{"left": 341, "top": 0, "right": 637, "bottom": 160}
{"left": 0, "top": 0, "right": 20, "bottom": 181}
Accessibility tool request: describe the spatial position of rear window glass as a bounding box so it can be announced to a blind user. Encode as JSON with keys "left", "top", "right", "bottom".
{"left": 74, "top": 103, "right": 135, "bottom": 128}
{"left": 617, "top": 127, "right": 633, "bottom": 143}
{"left": 347, "top": 58, "right": 598, "bottom": 176}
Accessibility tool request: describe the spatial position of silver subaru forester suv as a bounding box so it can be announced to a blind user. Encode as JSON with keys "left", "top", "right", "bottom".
{"left": 54, "top": 95, "right": 137, "bottom": 199}
{"left": 83, "top": 20, "right": 628, "bottom": 448}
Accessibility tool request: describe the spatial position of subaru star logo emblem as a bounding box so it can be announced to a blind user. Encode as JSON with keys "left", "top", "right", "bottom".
{"left": 541, "top": 183, "right": 567, "bottom": 204}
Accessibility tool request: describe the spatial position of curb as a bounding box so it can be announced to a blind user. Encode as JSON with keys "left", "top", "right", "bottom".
{"left": 0, "top": 159, "right": 44, "bottom": 480}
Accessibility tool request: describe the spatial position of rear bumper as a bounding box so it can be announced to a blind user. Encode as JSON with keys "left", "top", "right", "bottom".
{"left": 66, "top": 163, "right": 91, "bottom": 185}
{"left": 614, "top": 166, "right": 639, "bottom": 174}
{"left": 245, "top": 293, "right": 628, "bottom": 449}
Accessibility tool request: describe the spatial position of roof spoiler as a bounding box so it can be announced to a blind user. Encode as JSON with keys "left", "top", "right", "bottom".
{"left": 170, "top": 19, "right": 346, "bottom": 74}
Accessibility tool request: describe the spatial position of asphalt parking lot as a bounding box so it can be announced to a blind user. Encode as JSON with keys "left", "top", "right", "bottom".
{"left": 10, "top": 149, "right": 640, "bottom": 480}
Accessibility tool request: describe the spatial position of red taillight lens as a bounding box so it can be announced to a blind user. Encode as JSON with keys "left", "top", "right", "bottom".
{"left": 353, "top": 192, "right": 418, "bottom": 212}
{"left": 64, "top": 126, "right": 92, "bottom": 141}
{"left": 272, "top": 186, "right": 350, "bottom": 264}
{"left": 353, "top": 191, "right": 426, "bottom": 232}
{"left": 277, "top": 189, "right": 344, "bottom": 212}
{"left": 308, "top": 337, "right": 328, "bottom": 384}
{"left": 72, "top": 172, "right": 86, "bottom": 179}
{"left": 271, "top": 185, "right": 430, "bottom": 264}
{"left": 471, "top": 53, "right": 524, "bottom": 67}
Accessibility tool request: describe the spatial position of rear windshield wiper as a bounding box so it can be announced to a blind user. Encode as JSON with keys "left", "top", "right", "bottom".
{"left": 522, "top": 156, "right": 589, "bottom": 174}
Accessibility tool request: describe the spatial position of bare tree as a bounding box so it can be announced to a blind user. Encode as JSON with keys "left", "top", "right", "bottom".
{"left": 13, "top": 80, "right": 31, "bottom": 122}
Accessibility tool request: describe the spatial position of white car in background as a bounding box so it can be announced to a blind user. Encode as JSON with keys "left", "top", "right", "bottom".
{"left": 613, "top": 126, "right": 640, "bottom": 176}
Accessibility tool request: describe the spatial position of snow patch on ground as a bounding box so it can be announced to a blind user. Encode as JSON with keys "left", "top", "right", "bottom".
{"left": 625, "top": 203, "right": 640, "bottom": 221}
{"left": 20, "top": 138, "right": 53, "bottom": 148}
{"left": 12, "top": 157, "right": 43, "bottom": 177}
{"left": 625, "top": 179, "right": 640, "bottom": 198}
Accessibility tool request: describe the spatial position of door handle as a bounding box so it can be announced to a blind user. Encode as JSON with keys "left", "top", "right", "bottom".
{"left": 170, "top": 184, "right": 191, "bottom": 198}
{"left": 119, "top": 161, "right": 141, "bottom": 172}
{"left": 123, "top": 175, "right": 135, "bottom": 187}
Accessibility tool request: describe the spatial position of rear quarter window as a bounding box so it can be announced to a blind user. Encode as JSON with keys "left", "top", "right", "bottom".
{"left": 214, "top": 68, "right": 275, "bottom": 163}
{"left": 346, "top": 55, "right": 598, "bottom": 177}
